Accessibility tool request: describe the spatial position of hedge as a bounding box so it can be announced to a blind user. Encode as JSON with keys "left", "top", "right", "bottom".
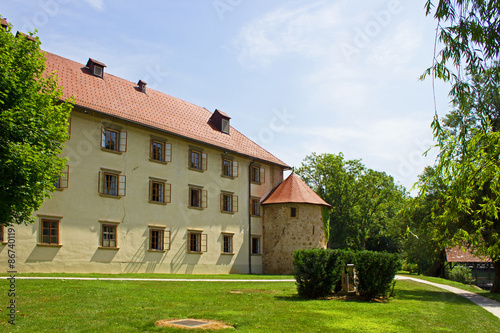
{"left": 293, "top": 248, "right": 401, "bottom": 300}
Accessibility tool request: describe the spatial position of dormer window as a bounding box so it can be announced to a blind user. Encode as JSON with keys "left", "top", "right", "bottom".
{"left": 138, "top": 80, "right": 147, "bottom": 94}
{"left": 86, "top": 58, "right": 106, "bottom": 78}
{"left": 221, "top": 118, "right": 229, "bottom": 134}
{"left": 209, "top": 109, "right": 231, "bottom": 135}
{"left": 94, "top": 65, "right": 103, "bottom": 77}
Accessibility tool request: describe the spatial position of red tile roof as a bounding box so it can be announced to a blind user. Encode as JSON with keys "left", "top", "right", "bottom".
{"left": 261, "top": 173, "right": 331, "bottom": 207}
{"left": 43, "top": 52, "right": 289, "bottom": 168}
{"left": 446, "top": 247, "right": 492, "bottom": 263}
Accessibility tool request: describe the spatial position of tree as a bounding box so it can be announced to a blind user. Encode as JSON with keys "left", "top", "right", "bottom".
{"left": 402, "top": 167, "right": 447, "bottom": 276}
{"left": 422, "top": 1, "right": 500, "bottom": 293}
{"left": 297, "top": 153, "right": 406, "bottom": 252}
{"left": 0, "top": 19, "right": 72, "bottom": 226}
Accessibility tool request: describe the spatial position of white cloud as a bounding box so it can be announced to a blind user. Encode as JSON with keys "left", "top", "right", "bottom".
{"left": 233, "top": 1, "right": 344, "bottom": 67}
{"left": 84, "top": 0, "right": 105, "bottom": 11}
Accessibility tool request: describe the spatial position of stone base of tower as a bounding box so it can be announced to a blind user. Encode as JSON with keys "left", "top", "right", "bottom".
{"left": 262, "top": 203, "right": 327, "bottom": 275}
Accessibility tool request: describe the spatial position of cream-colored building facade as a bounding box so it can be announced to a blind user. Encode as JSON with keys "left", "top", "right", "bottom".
{"left": 0, "top": 51, "right": 331, "bottom": 275}
{"left": 0, "top": 53, "right": 288, "bottom": 274}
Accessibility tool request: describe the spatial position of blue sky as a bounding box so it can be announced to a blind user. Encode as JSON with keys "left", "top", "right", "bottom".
{"left": 2, "top": 0, "right": 451, "bottom": 192}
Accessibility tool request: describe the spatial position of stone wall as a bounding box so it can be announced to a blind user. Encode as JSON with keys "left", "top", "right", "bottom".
{"left": 262, "top": 203, "right": 326, "bottom": 274}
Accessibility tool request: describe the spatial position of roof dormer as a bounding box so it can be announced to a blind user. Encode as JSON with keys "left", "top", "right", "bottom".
{"left": 1, "top": 18, "right": 8, "bottom": 30}
{"left": 86, "top": 58, "right": 106, "bottom": 78}
{"left": 137, "top": 80, "right": 147, "bottom": 94}
{"left": 210, "top": 109, "right": 231, "bottom": 134}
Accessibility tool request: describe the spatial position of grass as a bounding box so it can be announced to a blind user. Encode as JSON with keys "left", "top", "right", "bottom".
{"left": 399, "top": 273, "right": 500, "bottom": 303}
{"left": 0, "top": 276, "right": 499, "bottom": 332}
{"left": 0, "top": 273, "right": 293, "bottom": 280}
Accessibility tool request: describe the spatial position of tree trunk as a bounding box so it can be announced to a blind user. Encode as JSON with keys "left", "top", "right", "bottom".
{"left": 491, "top": 260, "right": 500, "bottom": 294}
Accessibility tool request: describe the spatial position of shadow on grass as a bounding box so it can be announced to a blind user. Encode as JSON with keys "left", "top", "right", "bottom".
{"left": 395, "top": 288, "right": 469, "bottom": 304}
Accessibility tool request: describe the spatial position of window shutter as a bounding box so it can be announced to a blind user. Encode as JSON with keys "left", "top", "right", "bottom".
{"left": 260, "top": 168, "right": 265, "bottom": 183}
{"left": 201, "top": 189, "right": 208, "bottom": 208}
{"left": 118, "top": 175, "right": 126, "bottom": 196}
{"left": 232, "top": 161, "right": 238, "bottom": 177}
{"left": 201, "top": 233, "right": 208, "bottom": 252}
{"left": 59, "top": 165, "right": 69, "bottom": 188}
{"left": 202, "top": 152, "right": 208, "bottom": 171}
{"left": 165, "top": 183, "right": 171, "bottom": 203}
{"left": 148, "top": 180, "right": 153, "bottom": 201}
{"left": 188, "top": 149, "right": 193, "bottom": 168}
{"left": 101, "top": 126, "right": 106, "bottom": 148}
{"left": 220, "top": 193, "right": 224, "bottom": 211}
{"left": 98, "top": 171, "right": 104, "bottom": 194}
{"left": 165, "top": 230, "right": 171, "bottom": 250}
{"left": 149, "top": 139, "right": 153, "bottom": 159}
{"left": 233, "top": 195, "right": 238, "bottom": 213}
{"left": 165, "top": 143, "right": 172, "bottom": 162}
{"left": 119, "top": 130, "right": 127, "bottom": 152}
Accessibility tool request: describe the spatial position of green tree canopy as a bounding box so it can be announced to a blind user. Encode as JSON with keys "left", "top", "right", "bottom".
{"left": 0, "top": 19, "right": 72, "bottom": 225}
{"left": 422, "top": 1, "right": 500, "bottom": 293}
{"left": 297, "top": 153, "right": 406, "bottom": 252}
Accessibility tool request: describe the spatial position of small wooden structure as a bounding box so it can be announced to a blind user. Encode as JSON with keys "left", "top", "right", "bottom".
{"left": 339, "top": 264, "right": 358, "bottom": 295}
{"left": 446, "top": 247, "right": 494, "bottom": 289}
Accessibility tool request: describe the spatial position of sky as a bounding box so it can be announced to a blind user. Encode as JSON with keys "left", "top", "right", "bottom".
{"left": 2, "top": 0, "right": 452, "bottom": 193}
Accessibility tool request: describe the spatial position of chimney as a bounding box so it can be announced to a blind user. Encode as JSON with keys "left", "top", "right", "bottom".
{"left": 138, "top": 80, "right": 147, "bottom": 93}
{"left": 86, "top": 58, "right": 106, "bottom": 78}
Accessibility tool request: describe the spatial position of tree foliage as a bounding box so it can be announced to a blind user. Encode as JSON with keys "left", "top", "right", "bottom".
{"left": 401, "top": 167, "right": 447, "bottom": 276}
{"left": 0, "top": 20, "right": 72, "bottom": 225}
{"left": 297, "top": 153, "right": 406, "bottom": 252}
{"left": 422, "top": 1, "right": 500, "bottom": 292}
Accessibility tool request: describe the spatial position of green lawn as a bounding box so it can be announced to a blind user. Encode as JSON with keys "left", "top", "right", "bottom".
{"left": 399, "top": 273, "right": 500, "bottom": 303}
{"left": 0, "top": 277, "right": 498, "bottom": 332}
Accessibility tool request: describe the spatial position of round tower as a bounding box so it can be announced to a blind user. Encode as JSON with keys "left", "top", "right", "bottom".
{"left": 261, "top": 173, "right": 331, "bottom": 274}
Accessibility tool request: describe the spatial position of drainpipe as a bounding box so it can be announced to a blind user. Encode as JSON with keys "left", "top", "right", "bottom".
{"left": 248, "top": 159, "right": 256, "bottom": 274}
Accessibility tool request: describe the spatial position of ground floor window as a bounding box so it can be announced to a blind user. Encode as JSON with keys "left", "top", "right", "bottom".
{"left": 251, "top": 236, "right": 261, "bottom": 255}
{"left": 41, "top": 219, "right": 59, "bottom": 245}
{"left": 102, "top": 224, "right": 117, "bottom": 248}
{"left": 222, "top": 234, "right": 233, "bottom": 254}
{"left": 187, "top": 231, "right": 207, "bottom": 253}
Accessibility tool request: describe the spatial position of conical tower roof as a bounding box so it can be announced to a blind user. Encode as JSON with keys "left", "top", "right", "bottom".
{"left": 261, "top": 173, "right": 331, "bottom": 207}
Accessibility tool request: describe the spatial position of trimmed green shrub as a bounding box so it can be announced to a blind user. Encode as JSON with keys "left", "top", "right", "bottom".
{"left": 293, "top": 249, "right": 341, "bottom": 299}
{"left": 354, "top": 251, "right": 401, "bottom": 300}
{"left": 331, "top": 249, "right": 356, "bottom": 292}
{"left": 447, "top": 265, "right": 474, "bottom": 285}
{"left": 293, "top": 249, "right": 401, "bottom": 300}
